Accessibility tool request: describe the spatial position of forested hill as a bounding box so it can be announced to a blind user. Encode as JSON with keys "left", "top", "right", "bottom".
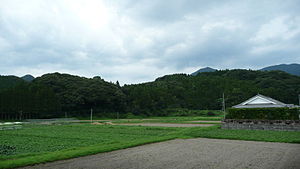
{"left": 33, "top": 73, "right": 125, "bottom": 114}
{"left": 123, "top": 69, "right": 300, "bottom": 115}
{"left": 1, "top": 70, "right": 300, "bottom": 118}
{"left": 0, "top": 73, "right": 125, "bottom": 119}
{"left": 0, "top": 75, "right": 25, "bottom": 91}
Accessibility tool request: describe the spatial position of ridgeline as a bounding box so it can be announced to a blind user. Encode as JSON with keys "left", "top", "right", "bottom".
{"left": 0, "top": 69, "right": 300, "bottom": 119}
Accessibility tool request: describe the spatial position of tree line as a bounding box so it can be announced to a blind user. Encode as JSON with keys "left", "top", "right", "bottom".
{"left": 0, "top": 69, "right": 299, "bottom": 119}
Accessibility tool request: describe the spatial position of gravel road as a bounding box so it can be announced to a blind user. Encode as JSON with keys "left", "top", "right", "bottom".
{"left": 20, "top": 138, "right": 300, "bottom": 169}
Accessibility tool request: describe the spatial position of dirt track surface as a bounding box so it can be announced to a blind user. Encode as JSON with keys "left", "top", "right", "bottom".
{"left": 113, "top": 123, "right": 215, "bottom": 127}
{"left": 21, "top": 138, "right": 300, "bottom": 169}
{"left": 188, "top": 120, "right": 221, "bottom": 123}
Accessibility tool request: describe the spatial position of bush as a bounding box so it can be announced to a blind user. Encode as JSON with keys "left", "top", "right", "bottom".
{"left": 160, "top": 108, "right": 221, "bottom": 117}
{"left": 0, "top": 145, "right": 16, "bottom": 155}
{"left": 207, "top": 112, "right": 216, "bottom": 116}
{"left": 227, "top": 107, "right": 300, "bottom": 120}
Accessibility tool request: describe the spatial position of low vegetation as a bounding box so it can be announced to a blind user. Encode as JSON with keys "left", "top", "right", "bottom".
{"left": 0, "top": 124, "right": 178, "bottom": 168}
{"left": 0, "top": 123, "right": 299, "bottom": 168}
{"left": 227, "top": 107, "right": 300, "bottom": 120}
{"left": 185, "top": 126, "right": 300, "bottom": 143}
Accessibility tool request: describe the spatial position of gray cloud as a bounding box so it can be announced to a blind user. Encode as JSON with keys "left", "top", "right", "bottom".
{"left": 0, "top": 0, "right": 299, "bottom": 84}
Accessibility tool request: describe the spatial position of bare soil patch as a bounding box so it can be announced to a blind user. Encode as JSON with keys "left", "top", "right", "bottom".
{"left": 188, "top": 120, "right": 221, "bottom": 123}
{"left": 114, "top": 123, "right": 216, "bottom": 127}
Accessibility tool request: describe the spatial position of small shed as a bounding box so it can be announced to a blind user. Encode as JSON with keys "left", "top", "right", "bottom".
{"left": 232, "top": 94, "right": 299, "bottom": 108}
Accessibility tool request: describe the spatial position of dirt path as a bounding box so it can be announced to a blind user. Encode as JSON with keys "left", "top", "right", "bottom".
{"left": 78, "top": 119, "right": 156, "bottom": 122}
{"left": 20, "top": 138, "right": 300, "bottom": 169}
{"left": 114, "top": 123, "right": 215, "bottom": 127}
{"left": 187, "top": 120, "right": 221, "bottom": 123}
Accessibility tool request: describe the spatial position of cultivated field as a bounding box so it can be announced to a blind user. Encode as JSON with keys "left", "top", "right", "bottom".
{"left": 0, "top": 117, "right": 300, "bottom": 168}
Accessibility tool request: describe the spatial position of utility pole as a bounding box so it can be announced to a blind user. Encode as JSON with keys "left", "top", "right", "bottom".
{"left": 222, "top": 93, "right": 226, "bottom": 119}
{"left": 298, "top": 94, "right": 300, "bottom": 120}
{"left": 90, "top": 108, "right": 93, "bottom": 124}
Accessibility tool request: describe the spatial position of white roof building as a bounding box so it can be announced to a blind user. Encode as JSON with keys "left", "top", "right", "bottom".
{"left": 233, "top": 94, "right": 299, "bottom": 108}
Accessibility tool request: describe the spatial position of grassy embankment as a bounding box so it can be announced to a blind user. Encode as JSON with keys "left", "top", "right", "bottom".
{"left": 0, "top": 123, "right": 299, "bottom": 168}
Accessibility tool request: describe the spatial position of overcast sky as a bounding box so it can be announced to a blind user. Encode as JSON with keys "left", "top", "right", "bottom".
{"left": 0, "top": 0, "right": 299, "bottom": 84}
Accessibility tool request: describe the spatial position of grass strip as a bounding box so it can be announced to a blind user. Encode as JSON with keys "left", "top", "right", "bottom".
{"left": 184, "top": 125, "right": 300, "bottom": 143}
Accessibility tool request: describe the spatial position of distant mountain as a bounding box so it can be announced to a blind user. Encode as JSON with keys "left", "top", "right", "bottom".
{"left": 191, "top": 67, "right": 217, "bottom": 76}
{"left": 21, "top": 74, "right": 35, "bottom": 82}
{"left": 260, "top": 63, "right": 300, "bottom": 76}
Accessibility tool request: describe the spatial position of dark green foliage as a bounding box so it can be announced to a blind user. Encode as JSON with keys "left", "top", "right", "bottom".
{"left": 227, "top": 108, "right": 300, "bottom": 120}
{"left": 124, "top": 70, "right": 300, "bottom": 116}
{"left": 0, "top": 145, "right": 16, "bottom": 155}
{"left": 0, "top": 76, "right": 25, "bottom": 91}
{"left": 158, "top": 108, "right": 221, "bottom": 116}
{"left": 0, "top": 83, "right": 61, "bottom": 119}
{"left": 33, "top": 73, "right": 126, "bottom": 116}
{"left": 1, "top": 69, "right": 300, "bottom": 119}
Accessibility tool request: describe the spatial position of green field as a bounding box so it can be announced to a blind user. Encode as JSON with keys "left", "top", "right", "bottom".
{"left": 0, "top": 124, "right": 180, "bottom": 169}
{"left": 0, "top": 123, "right": 300, "bottom": 169}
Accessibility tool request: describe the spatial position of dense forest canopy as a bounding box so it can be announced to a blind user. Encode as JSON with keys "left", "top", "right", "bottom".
{"left": 124, "top": 70, "right": 300, "bottom": 115}
{"left": 0, "top": 70, "right": 299, "bottom": 119}
{"left": 33, "top": 73, "right": 125, "bottom": 115}
{"left": 0, "top": 76, "right": 25, "bottom": 91}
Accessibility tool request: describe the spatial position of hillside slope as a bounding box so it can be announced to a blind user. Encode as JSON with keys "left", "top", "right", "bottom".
{"left": 1, "top": 70, "right": 300, "bottom": 118}
{"left": 34, "top": 73, "right": 126, "bottom": 113}
{"left": 124, "top": 69, "right": 300, "bottom": 115}
{"left": 0, "top": 75, "right": 25, "bottom": 90}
